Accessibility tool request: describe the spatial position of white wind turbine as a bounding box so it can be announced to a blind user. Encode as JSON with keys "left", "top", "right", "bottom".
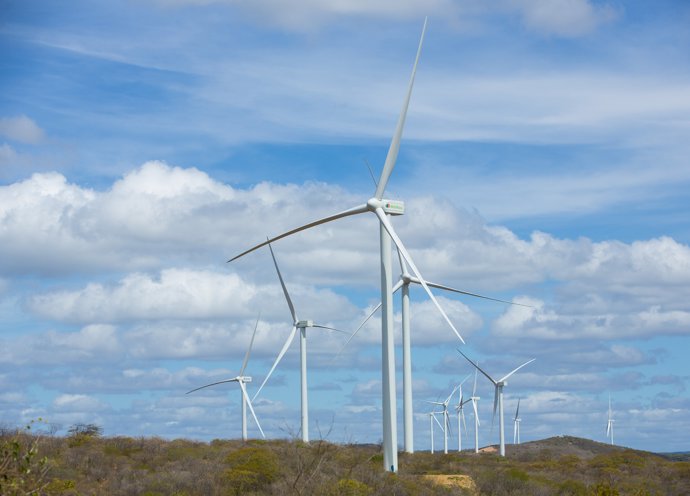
{"left": 252, "top": 241, "right": 347, "bottom": 443}
{"left": 339, "top": 250, "right": 526, "bottom": 454}
{"left": 455, "top": 377, "right": 473, "bottom": 452}
{"left": 428, "top": 410, "right": 445, "bottom": 454}
{"left": 606, "top": 394, "right": 615, "bottom": 445}
{"left": 228, "top": 19, "right": 465, "bottom": 472}
{"left": 469, "top": 367, "right": 481, "bottom": 453}
{"left": 426, "top": 384, "right": 460, "bottom": 454}
{"left": 186, "top": 315, "right": 265, "bottom": 441}
{"left": 458, "top": 349, "right": 535, "bottom": 457}
{"left": 513, "top": 397, "right": 521, "bottom": 445}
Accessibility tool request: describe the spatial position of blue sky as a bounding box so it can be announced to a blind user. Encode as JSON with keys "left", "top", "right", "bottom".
{"left": 1, "top": 0, "right": 689, "bottom": 453}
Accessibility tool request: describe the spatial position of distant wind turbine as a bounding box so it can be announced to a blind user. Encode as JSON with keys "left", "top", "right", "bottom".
{"left": 337, "top": 249, "right": 527, "bottom": 454}
{"left": 455, "top": 375, "right": 473, "bottom": 452}
{"left": 426, "top": 384, "right": 460, "bottom": 454}
{"left": 606, "top": 394, "right": 615, "bottom": 445}
{"left": 469, "top": 367, "right": 481, "bottom": 453}
{"left": 228, "top": 18, "right": 464, "bottom": 472}
{"left": 458, "top": 349, "right": 535, "bottom": 456}
{"left": 186, "top": 314, "right": 265, "bottom": 441}
{"left": 252, "top": 241, "right": 347, "bottom": 443}
{"left": 513, "top": 397, "right": 521, "bottom": 445}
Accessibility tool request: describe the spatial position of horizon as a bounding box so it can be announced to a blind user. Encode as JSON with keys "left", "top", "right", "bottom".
{"left": 1, "top": 0, "right": 689, "bottom": 454}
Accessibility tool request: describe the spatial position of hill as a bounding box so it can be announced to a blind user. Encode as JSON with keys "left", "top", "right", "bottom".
{"left": 2, "top": 428, "right": 689, "bottom": 495}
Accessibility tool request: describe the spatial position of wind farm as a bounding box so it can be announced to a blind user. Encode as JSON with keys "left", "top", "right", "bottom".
{"left": 3, "top": 1, "right": 690, "bottom": 494}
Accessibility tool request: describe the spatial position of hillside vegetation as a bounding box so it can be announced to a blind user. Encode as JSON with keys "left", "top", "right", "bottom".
{"left": 2, "top": 426, "right": 689, "bottom": 495}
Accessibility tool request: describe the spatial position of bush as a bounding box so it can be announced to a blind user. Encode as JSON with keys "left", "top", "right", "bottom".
{"left": 224, "top": 446, "right": 280, "bottom": 495}
{"left": 0, "top": 420, "right": 50, "bottom": 495}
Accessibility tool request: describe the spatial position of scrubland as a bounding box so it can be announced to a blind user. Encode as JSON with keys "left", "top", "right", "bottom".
{"left": 2, "top": 424, "right": 689, "bottom": 495}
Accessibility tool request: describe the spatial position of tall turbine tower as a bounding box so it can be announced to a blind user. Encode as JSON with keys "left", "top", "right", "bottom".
{"left": 339, "top": 250, "right": 524, "bottom": 454}
{"left": 253, "top": 242, "right": 346, "bottom": 443}
{"left": 513, "top": 398, "right": 521, "bottom": 445}
{"left": 458, "top": 350, "right": 535, "bottom": 456}
{"left": 228, "top": 19, "right": 466, "bottom": 472}
{"left": 186, "top": 315, "right": 265, "bottom": 441}
{"left": 606, "top": 395, "right": 615, "bottom": 445}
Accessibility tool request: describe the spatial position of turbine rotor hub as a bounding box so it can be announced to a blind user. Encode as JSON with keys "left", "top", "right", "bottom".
{"left": 367, "top": 198, "right": 405, "bottom": 215}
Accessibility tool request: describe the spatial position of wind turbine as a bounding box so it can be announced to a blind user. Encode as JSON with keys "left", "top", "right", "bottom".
{"left": 428, "top": 410, "right": 445, "bottom": 454}
{"left": 606, "top": 394, "right": 615, "bottom": 445}
{"left": 426, "top": 384, "right": 460, "bottom": 454}
{"left": 228, "top": 19, "right": 464, "bottom": 472}
{"left": 469, "top": 367, "right": 481, "bottom": 453}
{"left": 455, "top": 381, "right": 473, "bottom": 452}
{"left": 458, "top": 349, "right": 535, "bottom": 456}
{"left": 186, "top": 314, "right": 265, "bottom": 441}
{"left": 513, "top": 397, "right": 521, "bottom": 445}
{"left": 338, "top": 250, "right": 526, "bottom": 454}
{"left": 252, "top": 241, "right": 346, "bottom": 443}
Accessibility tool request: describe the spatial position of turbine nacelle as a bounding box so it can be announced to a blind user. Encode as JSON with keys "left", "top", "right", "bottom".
{"left": 296, "top": 320, "right": 314, "bottom": 328}
{"left": 367, "top": 198, "right": 405, "bottom": 215}
{"left": 236, "top": 376, "right": 252, "bottom": 383}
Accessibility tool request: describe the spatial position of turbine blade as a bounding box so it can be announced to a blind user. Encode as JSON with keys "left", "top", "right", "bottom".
{"left": 332, "top": 302, "right": 383, "bottom": 361}
{"left": 267, "top": 241, "right": 297, "bottom": 323}
{"left": 364, "top": 159, "right": 378, "bottom": 188}
{"left": 457, "top": 349, "right": 496, "bottom": 385}
{"left": 499, "top": 358, "right": 536, "bottom": 383}
{"left": 409, "top": 276, "right": 531, "bottom": 307}
{"left": 252, "top": 325, "right": 297, "bottom": 401}
{"left": 186, "top": 378, "right": 237, "bottom": 394}
{"left": 375, "top": 207, "right": 465, "bottom": 343}
{"left": 461, "top": 408, "right": 467, "bottom": 435}
{"left": 446, "top": 384, "right": 461, "bottom": 405}
{"left": 239, "top": 312, "right": 261, "bottom": 376}
{"left": 472, "top": 367, "right": 478, "bottom": 396}
{"left": 515, "top": 397, "right": 521, "bottom": 419}
{"left": 311, "top": 324, "right": 349, "bottom": 334}
{"left": 432, "top": 412, "right": 445, "bottom": 430}
{"left": 374, "top": 17, "right": 426, "bottom": 200}
{"left": 396, "top": 246, "right": 407, "bottom": 274}
{"left": 239, "top": 380, "right": 265, "bottom": 439}
{"left": 472, "top": 399, "right": 480, "bottom": 427}
{"left": 228, "top": 204, "right": 369, "bottom": 262}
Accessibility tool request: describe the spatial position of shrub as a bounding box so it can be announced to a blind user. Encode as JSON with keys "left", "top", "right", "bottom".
{"left": 224, "top": 445, "right": 280, "bottom": 495}
{"left": 0, "top": 420, "right": 50, "bottom": 495}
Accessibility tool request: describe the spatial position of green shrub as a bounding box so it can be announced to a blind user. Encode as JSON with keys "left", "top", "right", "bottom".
{"left": 328, "top": 478, "right": 372, "bottom": 496}
{"left": 224, "top": 446, "right": 280, "bottom": 495}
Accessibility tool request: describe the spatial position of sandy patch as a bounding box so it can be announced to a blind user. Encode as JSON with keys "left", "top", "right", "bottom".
{"left": 422, "top": 474, "right": 477, "bottom": 494}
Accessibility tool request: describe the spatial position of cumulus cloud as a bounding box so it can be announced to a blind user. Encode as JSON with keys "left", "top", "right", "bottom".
{"left": 0, "top": 325, "right": 123, "bottom": 365}
{"left": 508, "top": 0, "right": 617, "bottom": 37}
{"left": 154, "top": 0, "right": 615, "bottom": 37}
{"left": 0, "top": 115, "right": 45, "bottom": 144}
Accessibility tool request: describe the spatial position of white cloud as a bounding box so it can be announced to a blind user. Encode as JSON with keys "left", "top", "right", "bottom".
{"left": 0, "top": 325, "right": 123, "bottom": 365}
{"left": 0, "top": 115, "right": 45, "bottom": 144}
{"left": 508, "top": 0, "right": 617, "bottom": 37}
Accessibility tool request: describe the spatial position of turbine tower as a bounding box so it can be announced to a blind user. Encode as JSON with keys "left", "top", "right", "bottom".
{"left": 458, "top": 349, "right": 535, "bottom": 456}
{"left": 606, "top": 394, "right": 615, "bottom": 445}
{"left": 186, "top": 315, "right": 265, "bottom": 441}
{"left": 469, "top": 367, "right": 481, "bottom": 453}
{"left": 253, "top": 241, "right": 346, "bottom": 443}
{"left": 228, "top": 19, "right": 465, "bottom": 472}
{"left": 339, "top": 250, "right": 524, "bottom": 454}
{"left": 513, "top": 397, "right": 521, "bottom": 445}
{"left": 455, "top": 385, "right": 471, "bottom": 452}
